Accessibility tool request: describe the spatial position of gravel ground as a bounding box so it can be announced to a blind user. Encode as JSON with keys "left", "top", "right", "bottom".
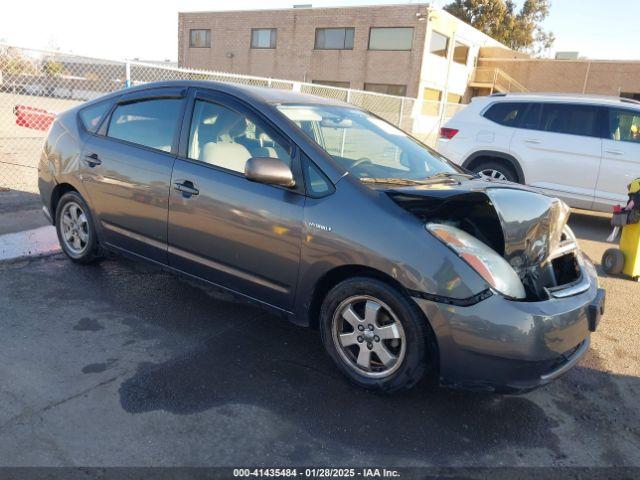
{"left": 0, "top": 206, "right": 638, "bottom": 467}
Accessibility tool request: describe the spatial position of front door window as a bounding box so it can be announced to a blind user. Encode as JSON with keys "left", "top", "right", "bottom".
{"left": 187, "top": 100, "right": 291, "bottom": 173}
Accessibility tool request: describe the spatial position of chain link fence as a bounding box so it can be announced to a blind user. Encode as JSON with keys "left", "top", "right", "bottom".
{"left": 0, "top": 44, "right": 464, "bottom": 193}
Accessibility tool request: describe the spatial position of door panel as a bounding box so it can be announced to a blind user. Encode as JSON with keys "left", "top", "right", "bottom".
{"left": 168, "top": 160, "right": 304, "bottom": 309}
{"left": 596, "top": 108, "right": 640, "bottom": 210}
{"left": 167, "top": 92, "right": 304, "bottom": 310}
{"left": 510, "top": 103, "right": 603, "bottom": 209}
{"left": 80, "top": 135, "right": 175, "bottom": 263}
{"left": 79, "top": 92, "right": 185, "bottom": 263}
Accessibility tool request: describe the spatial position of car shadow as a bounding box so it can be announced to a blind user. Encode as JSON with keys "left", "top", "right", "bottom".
{"left": 23, "top": 251, "right": 633, "bottom": 465}
{"left": 0, "top": 188, "right": 50, "bottom": 235}
{"left": 568, "top": 209, "right": 611, "bottom": 243}
{"left": 115, "top": 260, "right": 573, "bottom": 463}
{"left": 119, "top": 327, "right": 564, "bottom": 461}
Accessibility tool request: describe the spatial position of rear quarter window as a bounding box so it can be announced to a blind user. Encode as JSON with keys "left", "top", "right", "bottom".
{"left": 483, "top": 102, "right": 528, "bottom": 127}
{"left": 79, "top": 101, "right": 112, "bottom": 133}
{"left": 608, "top": 108, "right": 640, "bottom": 143}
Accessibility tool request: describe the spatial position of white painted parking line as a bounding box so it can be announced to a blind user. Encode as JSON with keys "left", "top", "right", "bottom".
{"left": 0, "top": 225, "right": 60, "bottom": 261}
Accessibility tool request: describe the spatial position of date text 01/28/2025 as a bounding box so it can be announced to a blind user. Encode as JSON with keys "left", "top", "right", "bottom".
{"left": 232, "top": 468, "right": 401, "bottom": 478}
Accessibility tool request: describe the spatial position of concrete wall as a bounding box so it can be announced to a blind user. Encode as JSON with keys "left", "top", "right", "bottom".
{"left": 178, "top": 5, "right": 430, "bottom": 97}
{"left": 478, "top": 57, "right": 640, "bottom": 96}
{"left": 419, "top": 9, "right": 506, "bottom": 100}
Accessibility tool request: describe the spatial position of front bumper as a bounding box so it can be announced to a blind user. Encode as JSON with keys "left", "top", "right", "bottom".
{"left": 413, "top": 253, "right": 604, "bottom": 393}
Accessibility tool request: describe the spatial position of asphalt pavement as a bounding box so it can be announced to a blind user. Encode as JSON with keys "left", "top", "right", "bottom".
{"left": 0, "top": 201, "right": 639, "bottom": 467}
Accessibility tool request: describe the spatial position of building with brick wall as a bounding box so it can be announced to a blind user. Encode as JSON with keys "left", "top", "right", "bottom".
{"left": 178, "top": 4, "right": 505, "bottom": 104}
{"left": 178, "top": 4, "right": 640, "bottom": 105}
{"left": 476, "top": 54, "right": 640, "bottom": 100}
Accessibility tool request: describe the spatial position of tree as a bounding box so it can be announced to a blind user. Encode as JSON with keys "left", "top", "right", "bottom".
{"left": 0, "top": 48, "right": 37, "bottom": 75}
{"left": 444, "top": 0, "right": 555, "bottom": 55}
{"left": 41, "top": 59, "right": 65, "bottom": 77}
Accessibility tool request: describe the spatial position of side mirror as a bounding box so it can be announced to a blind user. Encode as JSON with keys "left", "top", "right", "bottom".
{"left": 245, "top": 157, "right": 296, "bottom": 188}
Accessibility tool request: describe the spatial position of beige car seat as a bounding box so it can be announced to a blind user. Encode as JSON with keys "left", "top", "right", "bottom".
{"left": 195, "top": 111, "right": 254, "bottom": 172}
{"left": 200, "top": 141, "right": 252, "bottom": 173}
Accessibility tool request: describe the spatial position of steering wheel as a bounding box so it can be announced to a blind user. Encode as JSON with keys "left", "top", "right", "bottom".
{"left": 349, "top": 157, "right": 374, "bottom": 174}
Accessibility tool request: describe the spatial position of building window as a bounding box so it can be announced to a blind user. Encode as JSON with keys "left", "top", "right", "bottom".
{"left": 251, "top": 28, "right": 277, "bottom": 49}
{"left": 189, "top": 29, "right": 211, "bottom": 48}
{"left": 312, "top": 80, "right": 350, "bottom": 88}
{"left": 447, "top": 93, "right": 462, "bottom": 104}
{"left": 453, "top": 41, "right": 469, "bottom": 65}
{"left": 315, "top": 28, "right": 355, "bottom": 50}
{"left": 364, "top": 83, "right": 407, "bottom": 97}
{"left": 421, "top": 88, "right": 442, "bottom": 116}
{"left": 621, "top": 92, "right": 640, "bottom": 101}
{"left": 429, "top": 31, "right": 449, "bottom": 58}
{"left": 368, "top": 27, "right": 413, "bottom": 51}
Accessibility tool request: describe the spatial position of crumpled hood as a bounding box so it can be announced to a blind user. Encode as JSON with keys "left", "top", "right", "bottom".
{"left": 485, "top": 188, "right": 570, "bottom": 274}
{"left": 384, "top": 178, "right": 571, "bottom": 277}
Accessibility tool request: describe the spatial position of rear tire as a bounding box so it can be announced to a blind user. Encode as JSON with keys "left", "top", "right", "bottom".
{"left": 472, "top": 160, "right": 518, "bottom": 183}
{"left": 319, "top": 277, "right": 436, "bottom": 392}
{"left": 602, "top": 248, "right": 625, "bottom": 275}
{"left": 55, "top": 191, "right": 103, "bottom": 265}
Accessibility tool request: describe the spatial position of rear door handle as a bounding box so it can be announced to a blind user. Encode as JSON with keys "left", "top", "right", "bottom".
{"left": 605, "top": 149, "right": 624, "bottom": 156}
{"left": 173, "top": 180, "right": 199, "bottom": 196}
{"left": 82, "top": 153, "right": 102, "bottom": 167}
{"left": 524, "top": 139, "right": 542, "bottom": 145}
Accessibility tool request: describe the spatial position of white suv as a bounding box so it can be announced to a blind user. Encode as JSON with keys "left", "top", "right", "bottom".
{"left": 436, "top": 93, "right": 640, "bottom": 212}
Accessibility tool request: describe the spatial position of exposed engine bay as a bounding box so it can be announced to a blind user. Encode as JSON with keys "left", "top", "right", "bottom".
{"left": 387, "top": 184, "right": 581, "bottom": 301}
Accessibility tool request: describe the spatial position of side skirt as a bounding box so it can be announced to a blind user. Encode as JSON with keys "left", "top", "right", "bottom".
{"left": 102, "top": 242, "right": 299, "bottom": 325}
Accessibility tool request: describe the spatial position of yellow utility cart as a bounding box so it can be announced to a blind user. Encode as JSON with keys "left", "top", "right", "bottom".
{"left": 602, "top": 178, "right": 640, "bottom": 281}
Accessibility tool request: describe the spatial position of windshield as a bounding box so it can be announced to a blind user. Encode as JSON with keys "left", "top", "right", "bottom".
{"left": 277, "top": 104, "right": 466, "bottom": 183}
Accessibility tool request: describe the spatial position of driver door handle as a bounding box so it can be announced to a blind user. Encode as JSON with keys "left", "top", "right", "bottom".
{"left": 173, "top": 180, "right": 199, "bottom": 196}
{"left": 82, "top": 152, "right": 102, "bottom": 167}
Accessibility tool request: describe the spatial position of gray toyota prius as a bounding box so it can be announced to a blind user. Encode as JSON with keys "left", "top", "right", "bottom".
{"left": 38, "top": 81, "right": 605, "bottom": 393}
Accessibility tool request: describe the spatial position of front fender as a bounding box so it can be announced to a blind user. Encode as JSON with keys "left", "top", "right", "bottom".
{"left": 294, "top": 179, "right": 489, "bottom": 323}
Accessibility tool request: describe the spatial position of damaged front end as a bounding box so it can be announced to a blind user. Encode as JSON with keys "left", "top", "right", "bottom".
{"left": 388, "top": 183, "right": 583, "bottom": 301}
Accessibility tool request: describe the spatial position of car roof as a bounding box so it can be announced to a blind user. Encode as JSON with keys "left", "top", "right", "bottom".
{"left": 115, "top": 80, "right": 351, "bottom": 107}
{"left": 474, "top": 92, "right": 640, "bottom": 109}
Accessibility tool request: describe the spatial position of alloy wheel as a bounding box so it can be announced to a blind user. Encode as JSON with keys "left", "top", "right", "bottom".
{"left": 331, "top": 295, "right": 406, "bottom": 378}
{"left": 479, "top": 169, "right": 507, "bottom": 181}
{"left": 60, "top": 201, "right": 90, "bottom": 257}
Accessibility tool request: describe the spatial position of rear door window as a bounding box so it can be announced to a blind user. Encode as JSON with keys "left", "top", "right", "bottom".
{"left": 539, "top": 103, "right": 601, "bottom": 138}
{"left": 107, "top": 98, "right": 183, "bottom": 152}
{"left": 519, "top": 103, "right": 542, "bottom": 130}
{"left": 483, "top": 102, "right": 528, "bottom": 127}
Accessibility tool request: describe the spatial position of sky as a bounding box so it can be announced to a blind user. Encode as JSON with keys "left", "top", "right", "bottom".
{"left": 1, "top": 0, "right": 639, "bottom": 62}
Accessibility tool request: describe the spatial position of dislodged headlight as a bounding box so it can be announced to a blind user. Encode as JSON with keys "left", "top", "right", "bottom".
{"left": 427, "top": 223, "right": 526, "bottom": 300}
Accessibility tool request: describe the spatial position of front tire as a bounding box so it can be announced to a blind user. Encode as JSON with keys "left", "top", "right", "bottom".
{"left": 55, "top": 191, "right": 103, "bottom": 264}
{"left": 319, "top": 277, "right": 435, "bottom": 392}
{"left": 472, "top": 160, "right": 518, "bottom": 183}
